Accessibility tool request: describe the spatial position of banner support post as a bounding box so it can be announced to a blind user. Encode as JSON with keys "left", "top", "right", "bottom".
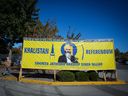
{"left": 115, "top": 70, "right": 118, "bottom": 80}
{"left": 19, "top": 67, "right": 22, "bottom": 81}
{"left": 54, "top": 70, "right": 56, "bottom": 81}
{"left": 103, "top": 70, "right": 107, "bottom": 81}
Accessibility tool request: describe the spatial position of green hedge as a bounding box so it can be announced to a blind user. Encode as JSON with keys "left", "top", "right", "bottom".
{"left": 75, "top": 71, "right": 89, "bottom": 81}
{"left": 57, "top": 70, "right": 99, "bottom": 81}
{"left": 57, "top": 71, "right": 75, "bottom": 82}
{"left": 88, "top": 71, "right": 99, "bottom": 81}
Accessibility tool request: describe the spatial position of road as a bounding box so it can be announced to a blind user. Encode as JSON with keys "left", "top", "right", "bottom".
{"left": 0, "top": 80, "right": 128, "bottom": 96}
{"left": 0, "top": 64, "right": 127, "bottom": 96}
{"left": 116, "top": 63, "right": 128, "bottom": 82}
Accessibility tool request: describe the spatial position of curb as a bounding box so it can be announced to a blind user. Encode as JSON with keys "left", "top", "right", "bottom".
{"left": 1, "top": 75, "right": 127, "bottom": 86}
{"left": 20, "top": 78, "right": 127, "bottom": 86}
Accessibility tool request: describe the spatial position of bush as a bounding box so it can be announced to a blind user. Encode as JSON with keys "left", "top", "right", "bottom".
{"left": 75, "top": 71, "right": 89, "bottom": 81}
{"left": 57, "top": 71, "right": 75, "bottom": 82}
{"left": 88, "top": 71, "right": 99, "bottom": 81}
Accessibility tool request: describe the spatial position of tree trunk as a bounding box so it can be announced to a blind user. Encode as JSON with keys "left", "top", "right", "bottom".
{"left": 8, "top": 49, "right": 12, "bottom": 63}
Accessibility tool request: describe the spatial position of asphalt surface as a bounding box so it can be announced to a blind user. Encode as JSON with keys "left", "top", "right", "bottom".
{"left": 0, "top": 64, "right": 127, "bottom": 96}
{"left": 116, "top": 63, "right": 128, "bottom": 70}
{"left": 0, "top": 80, "right": 128, "bottom": 96}
{"left": 116, "top": 63, "right": 128, "bottom": 82}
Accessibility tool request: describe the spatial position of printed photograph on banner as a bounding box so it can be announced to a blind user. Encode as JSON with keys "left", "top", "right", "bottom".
{"left": 58, "top": 42, "right": 78, "bottom": 63}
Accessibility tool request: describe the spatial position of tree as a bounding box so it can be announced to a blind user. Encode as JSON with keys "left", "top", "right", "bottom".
{"left": 31, "top": 19, "right": 59, "bottom": 38}
{"left": 124, "top": 51, "right": 128, "bottom": 60}
{"left": 66, "top": 26, "right": 81, "bottom": 40}
{"left": 28, "top": 19, "right": 64, "bottom": 39}
{"left": 115, "top": 48, "right": 120, "bottom": 61}
{"left": 122, "top": 52, "right": 128, "bottom": 61}
{"left": 0, "top": 0, "right": 39, "bottom": 43}
{"left": 0, "top": 0, "right": 39, "bottom": 58}
{"left": 0, "top": 38, "right": 9, "bottom": 54}
{"left": 12, "top": 48, "right": 21, "bottom": 54}
{"left": 115, "top": 49, "right": 128, "bottom": 63}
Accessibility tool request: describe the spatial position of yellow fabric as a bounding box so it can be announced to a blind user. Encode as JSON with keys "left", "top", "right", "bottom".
{"left": 21, "top": 39, "right": 116, "bottom": 70}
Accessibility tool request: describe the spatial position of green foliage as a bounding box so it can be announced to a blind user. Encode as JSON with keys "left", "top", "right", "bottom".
{"left": 88, "top": 71, "right": 99, "bottom": 81}
{"left": 75, "top": 71, "right": 89, "bottom": 81}
{"left": 32, "top": 20, "right": 59, "bottom": 38}
{"left": 120, "top": 52, "right": 128, "bottom": 61}
{"left": 12, "top": 48, "right": 21, "bottom": 54}
{"left": 115, "top": 49, "right": 128, "bottom": 61}
{"left": 57, "top": 71, "right": 75, "bottom": 82}
{"left": 125, "top": 52, "right": 128, "bottom": 61}
{"left": 115, "top": 48, "right": 120, "bottom": 61}
{"left": 0, "top": 0, "right": 39, "bottom": 43}
{"left": 0, "top": 0, "right": 39, "bottom": 55}
{"left": 0, "top": 38, "right": 9, "bottom": 54}
{"left": 0, "top": 0, "right": 61, "bottom": 55}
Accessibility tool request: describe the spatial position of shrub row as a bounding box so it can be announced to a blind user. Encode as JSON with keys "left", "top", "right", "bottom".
{"left": 57, "top": 71, "right": 98, "bottom": 82}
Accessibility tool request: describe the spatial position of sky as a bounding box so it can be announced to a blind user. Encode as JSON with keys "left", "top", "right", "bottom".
{"left": 14, "top": 0, "right": 128, "bottom": 52}
{"left": 36, "top": 0, "right": 128, "bottom": 52}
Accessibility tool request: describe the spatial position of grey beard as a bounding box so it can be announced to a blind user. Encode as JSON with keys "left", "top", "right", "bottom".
{"left": 65, "top": 53, "right": 71, "bottom": 59}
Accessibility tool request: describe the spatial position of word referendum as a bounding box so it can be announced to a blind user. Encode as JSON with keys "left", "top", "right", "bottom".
{"left": 86, "top": 49, "right": 113, "bottom": 54}
{"left": 24, "top": 48, "right": 49, "bottom": 54}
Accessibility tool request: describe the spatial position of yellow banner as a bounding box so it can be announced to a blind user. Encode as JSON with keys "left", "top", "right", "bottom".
{"left": 21, "top": 38, "right": 116, "bottom": 70}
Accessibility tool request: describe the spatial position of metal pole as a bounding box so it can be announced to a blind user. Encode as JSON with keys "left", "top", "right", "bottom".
{"left": 103, "top": 70, "right": 107, "bottom": 81}
{"left": 54, "top": 70, "right": 56, "bottom": 81}
{"left": 19, "top": 68, "right": 22, "bottom": 81}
